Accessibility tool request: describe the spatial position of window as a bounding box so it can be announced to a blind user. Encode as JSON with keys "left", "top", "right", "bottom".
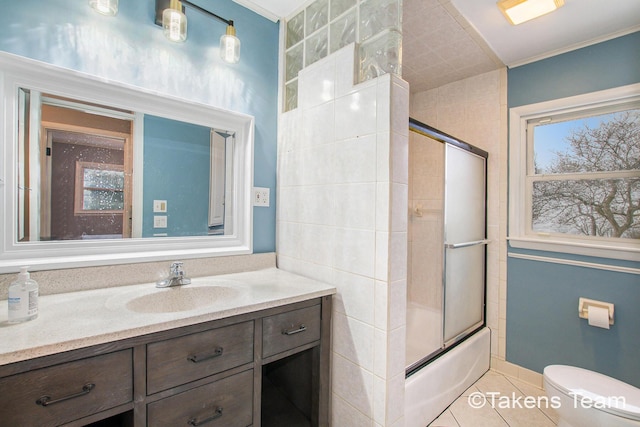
{"left": 509, "top": 84, "right": 640, "bottom": 260}
{"left": 74, "top": 162, "right": 125, "bottom": 215}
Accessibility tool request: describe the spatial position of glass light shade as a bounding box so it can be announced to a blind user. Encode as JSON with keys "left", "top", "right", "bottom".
{"left": 163, "top": 7, "right": 187, "bottom": 43}
{"left": 220, "top": 26, "right": 240, "bottom": 64}
{"left": 89, "top": 0, "right": 118, "bottom": 16}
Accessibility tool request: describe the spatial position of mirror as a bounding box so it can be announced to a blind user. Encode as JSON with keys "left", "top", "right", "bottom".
{"left": 0, "top": 53, "right": 254, "bottom": 272}
{"left": 18, "top": 91, "right": 233, "bottom": 241}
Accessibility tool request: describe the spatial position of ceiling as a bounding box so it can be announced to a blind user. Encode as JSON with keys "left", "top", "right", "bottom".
{"left": 236, "top": 0, "right": 640, "bottom": 93}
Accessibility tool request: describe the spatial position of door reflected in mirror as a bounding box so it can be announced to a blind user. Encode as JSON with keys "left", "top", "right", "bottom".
{"left": 17, "top": 89, "right": 233, "bottom": 242}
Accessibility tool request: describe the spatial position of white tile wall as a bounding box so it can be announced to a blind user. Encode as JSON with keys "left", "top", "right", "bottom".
{"left": 277, "top": 43, "right": 409, "bottom": 426}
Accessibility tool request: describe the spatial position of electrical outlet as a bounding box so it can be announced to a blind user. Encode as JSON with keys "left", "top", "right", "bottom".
{"left": 154, "top": 215, "right": 167, "bottom": 228}
{"left": 253, "top": 187, "right": 270, "bottom": 207}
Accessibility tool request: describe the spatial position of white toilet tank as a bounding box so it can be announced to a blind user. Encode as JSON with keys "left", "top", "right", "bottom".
{"left": 543, "top": 365, "right": 640, "bottom": 427}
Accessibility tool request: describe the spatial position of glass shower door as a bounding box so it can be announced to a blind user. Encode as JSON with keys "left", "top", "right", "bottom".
{"left": 406, "top": 119, "right": 488, "bottom": 374}
{"left": 443, "top": 144, "right": 487, "bottom": 345}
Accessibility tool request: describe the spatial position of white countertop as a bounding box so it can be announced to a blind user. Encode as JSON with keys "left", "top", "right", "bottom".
{"left": 0, "top": 268, "right": 336, "bottom": 365}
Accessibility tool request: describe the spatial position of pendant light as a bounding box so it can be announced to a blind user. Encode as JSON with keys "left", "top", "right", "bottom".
{"left": 220, "top": 22, "right": 241, "bottom": 64}
{"left": 163, "top": 0, "right": 187, "bottom": 43}
{"left": 155, "top": 0, "right": 241, "bottom": 63}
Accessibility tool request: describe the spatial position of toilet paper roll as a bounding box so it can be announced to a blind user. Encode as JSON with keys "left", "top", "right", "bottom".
{"left": 588, "top": 305, "right": 610, "bottom": 329}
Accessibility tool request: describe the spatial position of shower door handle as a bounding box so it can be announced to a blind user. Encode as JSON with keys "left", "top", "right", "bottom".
{"left": 445, "top": 239, "right": 489, "bottom": 249}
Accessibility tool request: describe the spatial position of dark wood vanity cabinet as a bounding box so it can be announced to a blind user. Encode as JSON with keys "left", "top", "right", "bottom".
{"left": 0, "top": 296, "right": 332, "bottom": 427}
{"left": 146, "top": 321, "right": 254, "bottom": 395}
{"left": 0, "top": 350, "right": 133, "bottom": 427}
{"left": 147, "top": 370, "right": 254, "bottom": 427}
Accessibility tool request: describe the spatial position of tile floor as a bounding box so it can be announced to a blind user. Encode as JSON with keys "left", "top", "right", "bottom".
{"left": 428, "top": 370, "right": 559, "bottom": 426}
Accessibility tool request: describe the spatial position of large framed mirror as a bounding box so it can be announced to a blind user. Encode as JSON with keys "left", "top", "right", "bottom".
{"left": 0, "top": 52, "right": 254, "bottom": 272}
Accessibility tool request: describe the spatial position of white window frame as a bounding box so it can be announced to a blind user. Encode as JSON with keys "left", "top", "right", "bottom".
{"left": 74, "top": 161, "right": 125, "bottom": 215}
{"left": 508, "top": 83, "right": 640, "bottom": 261}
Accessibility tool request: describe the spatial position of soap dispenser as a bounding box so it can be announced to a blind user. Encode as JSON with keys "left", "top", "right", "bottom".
{"left": 8, "top": 266, "right": 39, "bottom": 323}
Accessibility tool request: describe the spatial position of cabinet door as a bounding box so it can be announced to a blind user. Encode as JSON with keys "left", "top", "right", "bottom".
{"left": 147, "top": 369, "right": 253, "bottom": 427}
{"left": 263, "top": 305, "right": 321, "bottom": 358}
{"left": 0, "top": 349, "right": 132, "bottom": 427}
{"left": 147, "top": 321, "right": 254, "bottom": 394}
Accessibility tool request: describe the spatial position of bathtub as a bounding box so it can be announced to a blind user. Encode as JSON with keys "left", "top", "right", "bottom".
{"left": 404, "top": 326, "right": 490, "bottom": 426}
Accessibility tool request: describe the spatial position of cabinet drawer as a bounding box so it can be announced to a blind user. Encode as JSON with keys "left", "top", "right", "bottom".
{"left": 0, "top": 349, "right": 132, "bottom": 427}
{"left": 147, "top": 321, "right": 254, "bottom": 394}
{"left": 263, "top": 304, "right": 321, "bottom": 358}
{"left": 147, "top": 369, "right": 253, "bottom": 427}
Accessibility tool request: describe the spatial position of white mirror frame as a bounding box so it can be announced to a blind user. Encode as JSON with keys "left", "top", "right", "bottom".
{"left": 0, "top": 52, "right": 254, "bottom": 273}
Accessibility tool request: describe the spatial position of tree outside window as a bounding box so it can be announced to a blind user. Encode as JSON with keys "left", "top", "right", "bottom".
{"left": 529, "top": 109, "right": 640, "bottom": 241}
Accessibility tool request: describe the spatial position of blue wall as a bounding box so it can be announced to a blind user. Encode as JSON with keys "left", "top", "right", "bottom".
{"left": 143, "top": 115, "right": 210, "bottom": 237}
{"left": 0, "top": 0, "right": 278, "bottom": 252}
{"left": 507, "top": 32, "right": 640, "bottom": 386}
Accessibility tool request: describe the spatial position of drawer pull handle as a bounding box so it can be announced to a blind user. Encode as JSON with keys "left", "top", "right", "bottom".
{"left": 282, "top": 324, "right": 307, "bottom": 335}
{"left": 35, "top": 383, "right": 95, "bottom": 407}
{"left": 187, "top": 347, "right": 224, "bottom": 363}
{"left": 188, "top": 407, "right": 223, "bottom": 426}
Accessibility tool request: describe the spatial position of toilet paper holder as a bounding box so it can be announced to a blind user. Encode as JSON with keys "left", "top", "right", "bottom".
{"left": 578, "top": 297, "right": 614, "bottom": 325}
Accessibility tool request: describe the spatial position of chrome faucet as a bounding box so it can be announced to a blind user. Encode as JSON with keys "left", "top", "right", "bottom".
{"left": 156, "top": 261, "right": 192, "bottom": 288}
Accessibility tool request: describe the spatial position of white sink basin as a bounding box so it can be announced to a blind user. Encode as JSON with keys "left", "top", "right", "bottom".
{"left": 122, "top": 285, "right": 240, "bottom": 313}
{"left": 103, "top": 278, "right": 250, "bottom": 315}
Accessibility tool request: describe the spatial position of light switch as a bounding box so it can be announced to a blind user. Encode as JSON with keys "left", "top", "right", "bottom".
{"left": 154, "top": 200, "right": 167, "bottom": 213}
{"left": 154, "top": 215, "right": 167, "bottom": 228}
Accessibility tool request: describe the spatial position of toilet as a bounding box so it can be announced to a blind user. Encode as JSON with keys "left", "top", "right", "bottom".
{"left": 543, "top": 365, "right": 640, "bottom": 427}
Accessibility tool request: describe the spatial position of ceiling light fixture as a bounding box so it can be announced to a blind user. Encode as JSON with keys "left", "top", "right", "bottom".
{"left": 497, "top": 0, "right": 565, "bottom": 25}
{"left": 154, "top": 0, "right": 241, "bottom": 64}
{"left": 89, "top": 0, "right": 118, "bottom": 16}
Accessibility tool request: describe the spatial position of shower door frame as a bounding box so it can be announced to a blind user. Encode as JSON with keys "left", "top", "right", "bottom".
{"left": 407, "top": 118, "right": 489, "bottom": 377}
